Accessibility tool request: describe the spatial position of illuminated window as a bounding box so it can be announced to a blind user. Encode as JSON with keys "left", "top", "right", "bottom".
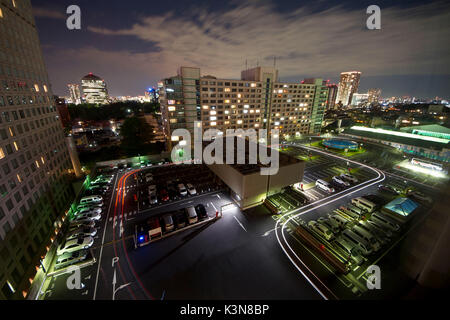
{"left": 168, "top": 100, "right": 175, "bottom": 105}
{"left": 12, "top": 0, "right": 16, "bottom": 7}
{"left": 251, "top": 83, "right": 256, "bottom": 88}
{"left": 0, "top": 7, "right": 3, "bottom": 18}
{"left": 34, "top": 84, "right": 39, "bottom": 92}
{"left": 224, "top": 100, "right": 230, "bottom": 103}
{"left": 202, "top": 105, "right": 209, "bottom": 110}
{"left": 168, "top": 106, "right": 176, "bottom": 111}
{"left": 13, "top": 141, "right": 19, "bottom": 151}
{"left": 210, "top": 116, "right": 217, "bottom": 121}
{"left": 43, "top": 85, "right": 48, "bottom": 92}
{"left": 35, "top": 160, "right": 40, "bottom": 168}
{"left": 0, "top": 147, "right": 5, "bottom": 159}
{"left": 244, "top": 105, "right": 249, "bottom": 109}
{"left": 9, "top": 127, "right": 14, "bottom": 136}
{"left": 169, "top": 119, "right": 177, "bottom": 124}
{"left": 210, "top": 122, "right": 217, "bottom": 126}
{"left": 171, "top": 136, "right": 179, "bottom": 142}
{"left": 17, "top": 174, "right": 21, "bottom": 183}
{"left": 41, "top": 156, "right": 45, "bottom": 164}
{"left": 237, "top": 120, "right": 243, "bottom": 125}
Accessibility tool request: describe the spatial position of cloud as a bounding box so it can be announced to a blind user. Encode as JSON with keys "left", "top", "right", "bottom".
{"left": 43, "top": 1, "right": 450, "bottom": 96}
{"left": 85, "top": 0, "right": 450, "bottom": 80}
{"left": 33, "top": 7, "right": 66, "bottom": 20}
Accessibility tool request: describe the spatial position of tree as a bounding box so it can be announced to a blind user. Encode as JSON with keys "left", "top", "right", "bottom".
{"left": 120, "top": 116, "right": 155, "bottom": 156}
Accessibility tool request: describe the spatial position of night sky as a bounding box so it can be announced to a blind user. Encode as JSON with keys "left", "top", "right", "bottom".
{"left": 31, "top": 0, "right": 450, "bottom": 99}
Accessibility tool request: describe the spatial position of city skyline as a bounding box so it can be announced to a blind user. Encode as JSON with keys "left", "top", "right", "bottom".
{"left": 31, "top": 0, "right": 450, "bottom": 99}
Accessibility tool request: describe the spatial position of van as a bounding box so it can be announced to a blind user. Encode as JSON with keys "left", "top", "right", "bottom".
{"left": 342, "top": 229, "right": 373, "bottom": 256}
{"left": 334, "top": 237, "right": 364, "bottom": 266}
{"left": 352, "top": 225, "right": 381, "bottom": 251}
{"left": 185, "top": 206, "right": 198, "bottom": 224}
{"left": 316, "top": 179, "right": 335, "bottom": 193}
{"left": 308, "top": 221, "right": 334, "bottom": 241}
{"left": 351, "top": 197, "right": 376, "bottom": 213}
{"left": 370, "top": 212, "right": 400, "bottom": 232}
{"left": 317, "top": 217, "right": 339, "bottom": 234}
{"left": 329, "top": 214, "right": 349, "bottom": 229}
{"left": 358, "top": 221, "right": 389, "bottom": 245}
{"left": 79, "top": 196, "right": 103, "bottom": 206}
{"left": 340, "top": 205, "right": 362, "bottom": 220}
{"left": 162, "top": 214, "right": 174, "bottom": 232}
{"left": 367, "top": 220, "right": 393, "bottom": 238}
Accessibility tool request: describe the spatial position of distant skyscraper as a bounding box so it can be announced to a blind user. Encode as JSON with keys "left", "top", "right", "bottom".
{"left": 81, "top": 73, "right": 109, "bottom": 105}
{"left": 351, "top": 93, "right": 369, "bottom": 106}
{"left": 67, "top": 84, "right": 81, "bottom": 105}
{"left": 326, "top": 83, "right": 338, "bottom": 110}
{"left": 336, "top": 71, "right": 361, "bottom": 106}
{"left": 367, "top": 88, "right": 381, "bottom": 104}
{"left": 0, "top": 0, "right": 75, "bottom": 299}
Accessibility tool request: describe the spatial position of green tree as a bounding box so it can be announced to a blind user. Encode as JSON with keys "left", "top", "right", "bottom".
{"left": 120, "top": 116, "right": 155, "bottom": 156}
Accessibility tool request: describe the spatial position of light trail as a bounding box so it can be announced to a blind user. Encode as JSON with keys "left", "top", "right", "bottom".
{"left": 275, "top": 143, "right": 386, "bottom": 300}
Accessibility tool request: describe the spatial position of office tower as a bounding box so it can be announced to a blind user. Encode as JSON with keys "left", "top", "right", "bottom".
{"left": 67, "top": 84, "right": 81, "bottom": 105}
{"left": 159, "top": 66, "right": 329, "bottom": 149}
{"left": 367, "top": 88, "right": 381, "bottom": 104}
{"left": 325, "top": 83, "right": 338, "bottom": 110}
{"left": 0, "top": 0, "right": 75, "bottom": 299}
{"left": 81, "top": 73, "right": 109, "bottom": 105}
{"left": 335, "top": 71, "right": 361, "bottom": 106}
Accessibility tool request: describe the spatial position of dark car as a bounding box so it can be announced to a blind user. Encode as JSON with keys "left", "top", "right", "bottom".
{"left": 378, "top": 184, "right": 399, "bottom": 195}
{"left": 158, "top": 189, "right": 169, "bottom": 202}
{"left": 195, "top": 204, "right": 208, "bottom": 220}
{"left": 174, "top": 210, "right": 187, "bottom": 228}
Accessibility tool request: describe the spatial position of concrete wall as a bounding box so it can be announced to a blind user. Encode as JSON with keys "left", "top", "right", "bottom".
{"left": 268, "top": 161, "right": 305, "bottom": 195}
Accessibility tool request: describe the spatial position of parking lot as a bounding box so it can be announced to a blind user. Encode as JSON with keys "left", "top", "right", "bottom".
{"left": 275, "top": 142, "right": 437, "bottom": 299}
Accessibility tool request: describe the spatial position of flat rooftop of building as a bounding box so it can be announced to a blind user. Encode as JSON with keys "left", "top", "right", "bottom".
{"left": 202, "top": 136, "right": 302, "bottom": 175}
{"left": 344, "top": 126, "right": 450, "bottom": 151}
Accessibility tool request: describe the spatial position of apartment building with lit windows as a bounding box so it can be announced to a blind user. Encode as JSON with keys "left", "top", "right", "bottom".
{"left": 160, "top": 66, "right": 328, "bottom": 149}
{"left": 0, "top": 0, "right": 75, "bottom": 299}
{"left": 335, "top": 71, "right": 361, "bottom": 106}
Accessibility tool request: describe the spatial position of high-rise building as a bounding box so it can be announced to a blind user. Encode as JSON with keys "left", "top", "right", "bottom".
{"left": 335, "top": 71, "right": 361, "bottom": 106}
{"left": 67, "top": 84, "right": 81, "bottom": 105}
{"left": 325, "top": 83, "right": 338, "bottom": 110}
{"left": 81, "top": 73, "right": 109, "bottom": 105}
{"left": 159, "top": 66, "right": 328, "bottom": 149}
{"left": 54, "top": 96, "right": 71, "bottom": 128}
{"left": 0, "top": 0, "right": 76, "bottom": 299}
{"left": 350, "top": 93, "right": 369, "bottom": 106}
{"left": 367, "top": 88, "right": 381, "bottom": 104}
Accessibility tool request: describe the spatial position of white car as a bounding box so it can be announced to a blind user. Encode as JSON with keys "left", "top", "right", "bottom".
{"left": 57, "top": 236, "right": 94, "bottom": 255}
{"left": 77, "top": 207, "right": 102, "bottom": 215}
{"left": 55, "top": 250, "right": 88, "bottom": 270}
{"left": 308, "top": 221, "right": 334, "bottom": 241}
{"left": 69, "top": 220, "right": 96, "bottom": 229}
{"left": 178, "top": 184, "right": 188, "bottom": 196}
{"left": 72, "top": 211, "right": 101, "bottom": 223}
{"left": 340, "top": 173, "right": 358, "bottom": 184}
{"left": 66, "top": 226, "right": 97, "bottom": 239}
{"left": 186, "top": 183, "right": 197, "bottom": 195}
{"left": 332, "top": 176, "right": 350, "bottom": 187}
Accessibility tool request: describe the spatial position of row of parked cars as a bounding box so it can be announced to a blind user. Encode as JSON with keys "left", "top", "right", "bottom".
{"left": 54, "top": 174, "right": 114, "bottom": 270}
{"left": 137, "top": 204, "right": 210, "bottom": 245}
{"left": 315, "top": 173, "right": 359, "bottom": 194}
{"left": 307, "top": 195, "right": 401, "bottom": 266}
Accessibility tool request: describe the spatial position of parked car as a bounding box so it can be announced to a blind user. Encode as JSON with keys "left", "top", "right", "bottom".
{"left": 407, "top": 190, "right": 432, "bottom": 204}
{"left": 340, "top": 173, "right": 358, "bottom": 184}
{"left": 317, "top": 217, "right": 339, "bottom": 234}
{"left": 55, "top": 250, "right": 88, "bottom": 270}
{"left": 195, "top": 204, "right": 208, "bottom": 220}
{"left": 185, "top": 206, "right": 198, "bottom": 224}
{"left": 378, "top": 184, "right": 400, "bottom": 195}
{"left": 158, "top": 189, "right": 169, "bottom": 202}
{"left": 72, "top": 211, "right": 101, "bottom": 223}
{"left": 77, "top": 207, "right": 102, "bottom": 216}
{"left": 332, "top": 176, "right": 350, "bottom": 187}
{"left": 68, "top": 220, "right": 95, "bottom": 230}
{"left": 66, "top": 226, "right": 97, "bottom": 238}
{"left": 174, "top": 210, "right": 187, "bottom": 228}
{"left": 308, "top": 221, "right": 334, "bottom": 241}
{"left": 79, "top": 195, "right": 103, "bottom": 206}
{"left": 162, "top": 214, "right": 174, "bottom": 232}
{"left": 57, "top": 237, "right": 94, "bottom": 255}
{"left": 186, "top": 183, "right": 197, "bottom": 195}
{"left": 178, "top": 184, "right": 188, "bottom": 196}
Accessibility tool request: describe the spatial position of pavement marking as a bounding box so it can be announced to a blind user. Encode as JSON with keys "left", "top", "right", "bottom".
{"left": 93, "top": 173, "right": 120, "bottom": 300}
{"left": 233, "top": 216, "right": 247, "bottom": 232}
{"left": 210, "top": 202, "right": 218, "bottom": 212}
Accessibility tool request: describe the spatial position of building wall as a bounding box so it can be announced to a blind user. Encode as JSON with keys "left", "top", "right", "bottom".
{"left": 268, "top": 161, "right": 305, "bottom": 194}
{"left": 160, "top": 67, "right": 329, "bottom": 146}
{"left": 0, "top": 0, "right": 75, "bottom": 299}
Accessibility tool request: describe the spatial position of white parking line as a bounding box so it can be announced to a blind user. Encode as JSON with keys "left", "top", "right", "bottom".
{"left": 233, "top": 216, "right": 247, "bottom": 232}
